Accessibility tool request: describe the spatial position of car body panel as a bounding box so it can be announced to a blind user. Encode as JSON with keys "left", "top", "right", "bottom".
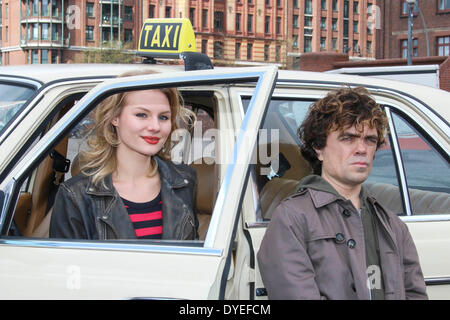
{"left": 0, "top": 66, "right": 277, "bottom": 299}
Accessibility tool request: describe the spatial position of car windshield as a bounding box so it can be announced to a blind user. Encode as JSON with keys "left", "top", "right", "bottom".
{"left": 0, "top": 82, "right": 36, "bottom": 133}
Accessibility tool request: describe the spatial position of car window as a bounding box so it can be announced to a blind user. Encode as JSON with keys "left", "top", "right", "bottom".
{"left": 246, "top": 95, "right": 449, "bottom": 220}
{"left": 392, "top": 111, "right": 450, "bottom": 215}
{"left": 0, "top": 82, "right": 36, "bottom": 133}
{"left": 7, "top": 86, "right": 222, "bottom": 244}
{"left": 365, "top": 134, "right": 404, "bottom": 215}
{"left": 245, "top": 97, "right": 314, "bottom": 220}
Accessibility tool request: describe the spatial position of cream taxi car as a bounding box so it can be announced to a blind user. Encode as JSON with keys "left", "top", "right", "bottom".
{"left": 0, "top": 19, "right": 448, "bottom": 299}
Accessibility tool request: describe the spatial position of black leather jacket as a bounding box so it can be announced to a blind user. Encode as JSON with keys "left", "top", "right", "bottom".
{"left": 49, "top": 156, "right": 198, "bottom": 240}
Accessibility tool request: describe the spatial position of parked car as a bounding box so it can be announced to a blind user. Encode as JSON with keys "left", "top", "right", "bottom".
{"left": 0, "top": 19, "right": 448, "bottom": 300}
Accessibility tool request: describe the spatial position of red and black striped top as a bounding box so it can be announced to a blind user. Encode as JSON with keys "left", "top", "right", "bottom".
{"left": 122, "top": 193, "right": 163, "bottom": 239}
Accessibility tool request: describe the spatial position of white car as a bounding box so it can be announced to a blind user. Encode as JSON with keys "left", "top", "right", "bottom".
{"left": 0, "top": 18, "right": 448, "bottom": 300}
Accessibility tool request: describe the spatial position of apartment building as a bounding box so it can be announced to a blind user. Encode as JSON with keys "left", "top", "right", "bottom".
{"left": 380, "top": 0, "right": 450, "bottom": 59}
{"left": 0, "top": 0, "right": 380, "bottom": 67}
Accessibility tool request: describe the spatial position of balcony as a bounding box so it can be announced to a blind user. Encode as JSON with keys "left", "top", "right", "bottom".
{"left": 20, "top": 38, "right": 69, "bottom": 49}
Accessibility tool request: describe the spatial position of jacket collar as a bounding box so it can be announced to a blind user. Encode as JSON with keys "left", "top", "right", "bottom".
{"left": 85, "top": 155, "right": 189, "bottom": 196}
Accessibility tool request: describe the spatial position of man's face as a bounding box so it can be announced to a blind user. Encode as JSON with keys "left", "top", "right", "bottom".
{"left": 315, "top": 124, "right": 379, "bottom": 189}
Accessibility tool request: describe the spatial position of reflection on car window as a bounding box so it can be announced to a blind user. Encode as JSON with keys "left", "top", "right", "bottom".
{"left": 0, "top": 83, "right": 36, "bottom": 132}
{"left": 392, "top": 112, "right": 450, "bottom": 215}
{"left": 365, "top": 137, "right": 404, "bottom": 215}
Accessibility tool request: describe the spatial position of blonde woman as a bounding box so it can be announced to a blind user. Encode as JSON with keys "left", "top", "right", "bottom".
{"left": 50, "top": 71, "right": 198, "bottom": 240}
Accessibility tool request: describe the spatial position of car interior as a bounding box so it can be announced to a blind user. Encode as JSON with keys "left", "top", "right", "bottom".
{"left": 9, "top": 89, "right": 219, "bottom": 241}
{"left": 7, "top": 89, "right": 450, "bottom": 242}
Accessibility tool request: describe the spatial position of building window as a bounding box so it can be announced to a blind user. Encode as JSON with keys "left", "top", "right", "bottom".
{"left": 32, "top": 23, "right": 39, "bottom": 40}
{"left": 124, "top": 29, "right": 132, "bottom": 43}
{"left": 5, "top": 26, "right": 8, "bottom": 42}
{"left": 86, "top": 26, "right": 94, "bottom": 41}
{"left": 189, "top": 8, "right": 195, "bottom": 27}
{"left": 321, "top": 17, "right": 326, "bottom": 30}
{"left": 236, "top": 13, "right": 242, "bottom": 32}
{"left": 320, "top": 37, "right": 326, "bottom": 50}
{"left": 353, "top": 20, "right": 358, "bottom": 33}
{"left": 276, "top": 17, "right": 282, "bottom": 35}
{"left": 353, "top": 1, "right": 359, "bottom": 14}
{"left": 42, "top": 23, "right": 49, "bottom": 40}
{"left": 32, "top": 0, "right": 39, "bottom": 15}
{"left": 165, "top": 6, "right": 172, "bottom": 18}
{"left": 149, "top": 5, "right": 155, "bottom": 18}
{"left": 52, "top": 25, "right": 60, "bottom": 41}
{"left": 321, "top": 0, "right": 327, "bottom": 10}
{"left": 51, "top": 50, "right": 58, "bottom": 64}
{"left": 248, "top": 14, "right": 253, "bottom": 32}
{"left": 125, "top": 6, "right": 133, "bottom": 21}
{"left": 438, "top": 0, "right": 450, "bottom": 11}
{"left": 247, "top": 43, "right": 253, "bottom": 60}
{"left": 32, "top": 50, "right": 39, "bottom": 64}
{"left": 305, "top": 16, "right": 312, "bottom": 27}
{"left": 344, "top": 20, "right": 349, "bottom": 37}
{"left": 202, "top": 39, "right": 208, "bottom": 54}
{"left": 41, "top": 0, "right": 49, "bottom": 16}
{"left": 344, "top": 0, "right": 349, "bottom": 18}
{"left": 401, "top": 39, "right": 418, "bottom": 58}
{"left": 293, "top": 15, "right": 299, "bottom": 28}
{"left": 276, "top": 45, "right": 281, "bottom": 61}
{"left": 42, "top": 50, "right": 49, "bottom": 64}
{"left": 86, "top": 2, "right": 94, "bottom": 17}
{"left": 202, "top": 9, "right": 208, "bottom": 28}
{"left": 305, "top": 0, "right": 313, "bottom": 14}
{"left": 332, "top": 18, "right": 337, "bottom": 31}
{"left": 332, "top": 38, "right": 337, "bottom": 50}
{"left": 367, "top": 41, "right": 372, "bottom": 54}
{"left": 235, "top": 42, "right": 241, "bottom": 59}
{"left": 293, "top": 35, "right": 298, "bottom": 48}
{"left": 437, "top": 36, "right": 450, "bottom": 56}
{"left": 214, "top": 11, "right": 224, "bottom": 31}
{"left": 264, "top": 44, "right": 269, "bottom": 61}
{"left": 332, "top": 0, "right": 338, "bottom": 11}
{"left": 293, "top": 0, "right": 299, "bottom": 8}
{"left": 304, "top": 36, "right": 312, "bottom": 52}
{"left": 265, "top": 15, "right": 270, "bottom": 33}
{"left": 213, "top": 41, "right": 223, "bottom": 59}
{"left": 51, "top": 1, "right": 57, "bottom": 17}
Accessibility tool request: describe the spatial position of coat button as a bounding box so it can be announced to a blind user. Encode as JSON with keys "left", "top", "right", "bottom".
{"left": 335, "top": 233, "right": 345, "bottom": 244}
{"left": 342, "top": 209, "right": 351, "bottom": 217}
{"left": 347, "top": 239, "right": 356, "bottom": 249}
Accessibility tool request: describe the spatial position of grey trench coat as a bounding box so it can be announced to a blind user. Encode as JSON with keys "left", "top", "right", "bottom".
{"left": 257, "top": 187, "right": 428, "bottom": 300}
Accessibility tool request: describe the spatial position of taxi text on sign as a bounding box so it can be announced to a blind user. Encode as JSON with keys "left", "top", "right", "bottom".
{"left": 138, "top": 18, "right": 197, "bottom": 57}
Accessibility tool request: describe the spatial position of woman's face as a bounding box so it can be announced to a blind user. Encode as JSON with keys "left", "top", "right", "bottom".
{"left": 112, "top": 89, "right": 172, "bottom": 158}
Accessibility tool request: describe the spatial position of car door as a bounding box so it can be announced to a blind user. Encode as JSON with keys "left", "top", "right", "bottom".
{"left": 0, "top": 66, "right": 277, "bottom": 299}
{"left": 231, "top": 80, "right": 450, "bottom": 300}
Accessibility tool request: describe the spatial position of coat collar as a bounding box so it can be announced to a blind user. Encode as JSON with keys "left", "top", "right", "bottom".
{"left": 85, "top": 156, "right": 189, "bottom": 196}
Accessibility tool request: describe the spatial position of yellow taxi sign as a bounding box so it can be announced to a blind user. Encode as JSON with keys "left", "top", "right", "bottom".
{"left": 138, "top": 18, "right": 197, "bottom": 58}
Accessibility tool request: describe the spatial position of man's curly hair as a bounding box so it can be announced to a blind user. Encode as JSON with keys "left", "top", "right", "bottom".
{"left": 298, "top": 86, "right": 388, "bottom": 175}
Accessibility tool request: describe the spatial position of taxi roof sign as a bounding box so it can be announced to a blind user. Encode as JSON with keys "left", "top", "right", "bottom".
{"left": 138, "top": 18, "right": 197, "bottom": 59}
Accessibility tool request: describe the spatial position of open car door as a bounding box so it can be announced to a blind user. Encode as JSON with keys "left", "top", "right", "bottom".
{"left": 0, "top": 66, "right": 277, "bottom": 299}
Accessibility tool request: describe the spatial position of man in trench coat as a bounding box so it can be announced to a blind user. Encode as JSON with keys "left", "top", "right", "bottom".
{"left": 257, "top": 87, "right": 428, "bottom": 300}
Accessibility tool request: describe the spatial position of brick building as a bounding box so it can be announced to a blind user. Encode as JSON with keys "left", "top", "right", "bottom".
{"left": 0, "top": 0, "right": 381, "bottom": 67}
{"left": 379, "top": 0, "right": 450, "bottom": 59}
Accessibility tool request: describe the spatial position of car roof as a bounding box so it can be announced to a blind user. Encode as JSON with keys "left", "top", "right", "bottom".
{"left": 0, "top": 63, "right": 447, "bottom": 125}
{"left": 0, "top": 63, "right": 185, "bottom": 84}
{"left": 278, "top": 69, "right": 450, "bottom": 123}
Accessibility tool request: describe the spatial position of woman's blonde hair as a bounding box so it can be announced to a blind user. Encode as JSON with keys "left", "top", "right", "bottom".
{"left": 78, "top": 70, "right": 195, "bottom": 186}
